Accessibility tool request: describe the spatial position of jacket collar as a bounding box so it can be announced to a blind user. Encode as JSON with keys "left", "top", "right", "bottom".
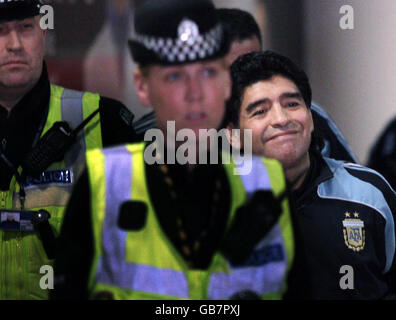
{"left": 291, "top": 150, "right": 334, "bottom": 206}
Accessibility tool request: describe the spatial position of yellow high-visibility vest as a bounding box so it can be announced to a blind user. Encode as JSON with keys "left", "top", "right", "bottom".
{"left": 0, "top": 85, "right": 102, "bottom": 300}
{"left": 87, "top": 143, "right": 294, "bottom": 300}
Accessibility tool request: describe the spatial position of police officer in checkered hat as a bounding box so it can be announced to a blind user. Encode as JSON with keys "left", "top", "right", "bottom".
{"left": 53, "top": 0, "right": 294, "bottom": 300}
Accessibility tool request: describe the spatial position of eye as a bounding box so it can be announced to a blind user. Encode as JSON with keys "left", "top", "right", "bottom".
{"left": 202, "top": 67, "right": 217, "bottom": 77}
{"left": 17, "top": 22, "right": 34, "bottom": 32}
{"left": 165, "top": 72, "right": 182, "bottom": 82}
{"left": 286, "top": 102, "right": 299, "bottom": 107}
{"left": 252, "top": 109, "right": 267, "bottom": 117}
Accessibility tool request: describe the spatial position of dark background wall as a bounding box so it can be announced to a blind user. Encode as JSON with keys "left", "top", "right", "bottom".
{"left": 263, "top": 0, "right": 304, "bottom": 67}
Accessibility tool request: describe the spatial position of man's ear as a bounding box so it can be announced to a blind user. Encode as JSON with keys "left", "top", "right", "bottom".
{"left": 134, "top": 70, "right": 152, "bottom": 108}
{"left": 308, "top": 108, "right": 314, "bottom": 134}
{"left": 226, "top": 123, "right": 242, "bottom": 149}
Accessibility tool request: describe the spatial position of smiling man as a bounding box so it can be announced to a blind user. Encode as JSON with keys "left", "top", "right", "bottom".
{"left": 237, "top": 74, "right": 314, "bottom": 188}
{"left": 227, "top": 51, "right": 396, "bottom": 299}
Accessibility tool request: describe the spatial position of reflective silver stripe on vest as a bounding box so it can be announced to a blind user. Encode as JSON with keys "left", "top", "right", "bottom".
{"left": 208, "top": 224, "right": 286, "bottom": 299}
{"left": 236, "top": 155, "right": 272, "bottom": 197}
{"left": 208, "top": 157, "right": 287, "bottom": 298}
{"left": 95, "top": 147, "right": 189, "bottom": 298}
{"left": 60, "top": 88, "right": 85, "bottom": 167}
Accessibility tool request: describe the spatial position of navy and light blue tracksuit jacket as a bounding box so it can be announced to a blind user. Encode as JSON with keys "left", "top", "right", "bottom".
{"left": 286, "top": 151, "right": 396, "bottom": 299}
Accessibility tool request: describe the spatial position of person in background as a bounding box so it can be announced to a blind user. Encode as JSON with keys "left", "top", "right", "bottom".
{"left": 216, "top": 8, "right": 262, "bottom": 67}
{"left": 367, "top": 117, "right": 396, "bottom": 191}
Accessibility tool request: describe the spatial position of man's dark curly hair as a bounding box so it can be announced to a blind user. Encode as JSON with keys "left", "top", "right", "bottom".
{"left": 227, "top": 50, "right": 312, "bottom": 127}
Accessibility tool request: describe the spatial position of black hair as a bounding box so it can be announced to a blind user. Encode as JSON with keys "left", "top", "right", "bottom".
{"left": 227, "top": 50, "right": 312, "bottom": 127}
{"left": 216, "top": 8, "right": 262, "bottom": 47}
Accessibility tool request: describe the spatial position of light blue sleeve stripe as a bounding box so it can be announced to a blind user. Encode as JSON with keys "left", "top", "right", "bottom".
{"left": 342, "top": 162, "right": 396, "bottom": 194}
{"left": 319, "top": 158, "right": 395, "bottom": 273}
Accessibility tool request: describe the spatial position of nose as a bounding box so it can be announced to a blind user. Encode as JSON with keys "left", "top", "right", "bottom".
{"left": 185, "top": 75, "right": 203, "bottom": 103}
{"left": 6, "top": 30, "right": 23, "bottom": 52}
{"left": 270, "top": 104, "right": 290, "bottom": 128}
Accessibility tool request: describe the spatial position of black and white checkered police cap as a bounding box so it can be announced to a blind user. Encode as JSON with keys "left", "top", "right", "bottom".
{"left": 128, "top": 0, "right": 230, "bottom": 67}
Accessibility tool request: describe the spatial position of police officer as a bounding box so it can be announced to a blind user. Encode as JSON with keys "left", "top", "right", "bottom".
{"left": 53, "top": 0, "right": 294, "bottom": 300}
{"left": 0, "top": 0, "right": 139, "bottom": 299}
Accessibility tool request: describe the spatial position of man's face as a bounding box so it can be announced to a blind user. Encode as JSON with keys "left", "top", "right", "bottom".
{"left": 237, "top": 75, "right": 313, "bottom": 169}
{"left": 0, "top": 16, "right": 46, "bottom": 92}
{"left": 226, "top": 36, "right": 261, "bottom": 67}
{"left": 135, "top": 59, "right": 231, "bottom": 138}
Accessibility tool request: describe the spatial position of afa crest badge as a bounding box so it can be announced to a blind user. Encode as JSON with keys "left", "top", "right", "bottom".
{"left": 343, "top": 212, "right": 365, "bottom": 252}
